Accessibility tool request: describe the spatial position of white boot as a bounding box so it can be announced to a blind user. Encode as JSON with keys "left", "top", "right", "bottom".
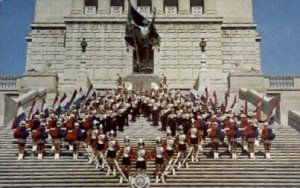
{"left": 199, "top": 143, "right": 203, "bottom": 151}
{"left": 101, "top": 161, "right": 105, "bottom": 169}
{"left": 266, "top": 152, "right": 271, "bottom": 159}
{"left": 87, "top": 156, "right": 93, "bottom": 164}
{"left": 177, "top": 161, "right": 181, "bottom": 169}
{"left": 51, "top": 145, "right": 55, "bottom": 151}
{"left": 54, "top": 153, "right": 59, "bottom": 160}
{"left": 234, "top": 153, "right": 238, "bottom": 159}
{"left": 243, "top": 145, "right": 248, "bottom": 151}
{"left": 191, "top": 155, "right": 195, "bottom": 162}
{"left": 73, "top": 153, "right": 78, "bottom": 160}
{"left": 155, "top": 176, "right": 159, "bottom": 183}
{"left": 186, "top": 162, "right": 189, "bottom": 168}
{"left": 255, "top": 139, "right": 260, "bottom": 146}
{"left": 128, "top": 176, "right": 132, "bottom": 182}
{"left": 119, "top": 176, "right": 123, "bottom": 183}
{"left": 213, "top": 152, "right": 217, "bottom": 159}
{"left": 113, "top": 168, "right": 116, "bottom": 177}
{"left": 37, "top": 153, "right": 43, "bottom": 160}
{"left": 216, "top": 152, "right": 219, "bottom": 159}
{"left": 32, "top": 145, "right": 37, "bottom": 152}
{"left": 69, "top": 145, "right": 74, "bottom": 151}
{"left": 161, "top": 175, "right": 166, "bottom": 183}
{"left": 172, "top": 168, "right": 176, "bottom": 175}
{"left": 250, "top": 153, "right": 255, "bottom": 159}
{"left": 17, "top": 153, "right": 23, "bottom": 160}
{"left": 106, "top": 168, "right": 111, "bottom": 176}
{"left": 228, "top": 144, "right": 231, "bottom": 151}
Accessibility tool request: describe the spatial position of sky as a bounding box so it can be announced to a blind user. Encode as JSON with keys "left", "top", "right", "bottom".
{"left": 0, "top": 0, "right": 300, "bottom": 76}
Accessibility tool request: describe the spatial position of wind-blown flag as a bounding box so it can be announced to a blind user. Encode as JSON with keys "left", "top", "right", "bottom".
{"left": 190, "top": 75, "right": 200, "bottom": 101}
{"left": 213, "top": 91, "right": 217, "bottom": 110}
{"left": 52, "top": 95, "right": 61, "bottom": 117}
{"left": 243, "top": 99, "right": 248, "bottom": 115}
{"left": 255, "top": 98, "right": 263, "bottom": 121}
{"left": 69, "top": 89, "right": 78, "bottom": 105}
{"left": 204, "top": 87, "right": 209, "bottom": 103}
{"left": 125, "top": 1, "right": 160, "bottom": 52}
{"left": 230, "top": 94, "right": 237, "bottom": 109}
{"left": 12, "top": 102, "right": 26, "bottom": 129}
{"left": 60, "top": 93, "right": 69, "bottom": 110}
{"left": 268, "top": 101, "right": 277, "bottom": 125}
{"left": 74, "top": 87, "right": 85, "bottom": 108}
{"left": 221, "top": 93, "right": 229, "bottom": 113}
{"left": 86, "top": 84, "right": 96, "bottom": 100}
{"left": 28, "top": 99, "right": 39, "bottom": 120}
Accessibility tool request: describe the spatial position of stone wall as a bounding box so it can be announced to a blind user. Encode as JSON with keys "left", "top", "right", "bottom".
{"left": 288, "top": 111, "right": 300, "bottom": 132}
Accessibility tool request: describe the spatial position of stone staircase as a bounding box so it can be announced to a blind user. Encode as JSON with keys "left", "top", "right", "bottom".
{"left": 1, "top": 117, "right": 300, "bottom": 187}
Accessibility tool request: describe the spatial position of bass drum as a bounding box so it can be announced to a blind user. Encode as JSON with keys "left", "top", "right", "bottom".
{"left": 130, "top": 172, "right": 151, "bottom": 188}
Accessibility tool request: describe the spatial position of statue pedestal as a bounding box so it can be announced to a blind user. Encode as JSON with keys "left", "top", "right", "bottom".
{"left": 124, "top": 74, "right": 161, "bottom": 90}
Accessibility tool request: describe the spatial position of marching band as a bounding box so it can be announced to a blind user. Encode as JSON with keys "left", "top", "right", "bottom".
{"left": 12, "top": 75, "right": 277, "bottom": 184}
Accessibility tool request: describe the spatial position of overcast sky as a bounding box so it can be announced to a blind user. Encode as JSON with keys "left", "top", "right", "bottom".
{"left": 0, "top": 0, "right": 299, "bottom": 76}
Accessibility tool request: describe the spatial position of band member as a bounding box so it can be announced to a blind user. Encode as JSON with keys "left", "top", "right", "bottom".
{"left": 187, "top": 119, "right": 200, "bottom": 162}
{"left": 152, "top": 98, "right": 161, "bottom": 126}
{"left": 174, "top": 125, "right": 188, "bottom": 168}
{"left": 92, "top": 124, "right": 107, "bottom": 169}
{"left": 117, "top": 136, "right": 134, "bottom": 183}
{"left": 244, "top": 120, "right": 258, "bottom": 159}
{"left": 29, "top": 115, "right": 41, "bottom": 153}
{"left": 32, "top": 122, "right": 48, "bottom": 160}
{"left": 136, "top": 139, "right": 148, "bottom": 173}
{"left": 49, "top": 121, "right": 66, "bottom": 160}
{"left": 239, "top": 114, "right": 248, "bottom": 151}
{"left": 208, "top": 122, "right": 224, "bottom": 159}
{"left": 162, "top": 130, "right": 176, "bottom": 175}
{"left": 225, "top": 119, "right": 241, "bottom": 159}
{"left": 153, "top": 137, "right": 167, "bottom": 183}
{"left": 167, "top": 108, "right": 177, "bottom": 136}
{"left": 261, "top": 122, "right": 276, "bottom": 159}
{"left": 47, "top": 114, "right": 57, "bottom": 151}
{"left": 13, "top": 121, "right": 29, "bottom": 160}
{"left": 196, "top": 115, "right": 207, "bottom": 151}
{"left": 65, "top": 122, "right": 84, "bottom": 159}
{"left": 105, "top": 130, "right": 120, "bottom": 176}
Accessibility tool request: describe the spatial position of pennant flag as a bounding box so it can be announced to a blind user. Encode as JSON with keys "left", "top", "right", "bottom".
{"left": 268, "top": 101, "right": 277, "bottom": 125}
{"left": 74, "top": 87, "right": 85, "bottom": 108}
{"left": 28, "top": 99, "right": 39, "bottom": 120}
{"left": 69, "top": 89, "right": 78, "bottom": 105}
{"left": 230, "top": 94, "right": 237, "bottom": 109}
{"left": 193, "top": 75, "right": 200, "bottom": 91}
{"left": 213, "top": 91, "right": 217, "bottom": 110}
{"left": 41, "top": 96, "right": 49, "bottom": 118}
{"left": 255, "top": 98, "right": 263, "bottom": 121}
{"left": 204, "top": 87, "right": 209, "bottom": 103}
{"left": 243, "top": 99, "right": 248, "bottom": 115}
{"left": 125, "top": 1, "right": 160, "bottom": 52}
{"left": 221, "top": 93, "right": 229, "bottom": 113}
{"left": 60, "top": 93, "right": 69, "bottom": 110}
{"left": 52, "top": 94, "right": 61, "bottom": 117}
{"left": 12, "top": 102, "right": 26, "bottom": 129}
{"left": 86, "top": 84, "right": 96, "bottom": 100}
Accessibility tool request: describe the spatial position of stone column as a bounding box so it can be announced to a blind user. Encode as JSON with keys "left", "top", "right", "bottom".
{"left": 204, "top": 0, "right": 217, "bottom": 14}
{"left": 152, "top": 0, "right": 164, "bottom": 14}
{"left": 179, "top": 0, "right": 190, "bottom": 14}
{"left": 98, "top": 0, "right": 110, "bottom": 14}
{"left": 199, "top": 61, "right": 209, "bottom": 92}
{"left": 72, "top": 0, "right": 84, "bottom": 14}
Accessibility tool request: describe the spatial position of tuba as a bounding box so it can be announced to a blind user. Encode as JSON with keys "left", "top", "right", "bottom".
{"left": 124, "top": 82, "right": 133, "bottom": 91}
{"left": 151, "top": 82, "right": 159, "bottom": 90}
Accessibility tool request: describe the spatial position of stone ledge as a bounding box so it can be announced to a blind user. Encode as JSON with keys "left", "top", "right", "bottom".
{"left": 288, "top": 111, "right": 300, "bottom": 132}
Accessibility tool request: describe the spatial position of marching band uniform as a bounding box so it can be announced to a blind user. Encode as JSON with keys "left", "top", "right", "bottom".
{"left": 92, "top": 125, "right": 107, "bottom": 169}
{"left": 136, "top": 139, "right": 148, "bottom": 173}
{"left": 174, "top": 126, "right": 188, "bottom": 168}
{"left": 49, "top": 121, "right": 66, "bottom": 159}
{"left": 187, "top": 119, "right": 200, "bottom": 162}
{"left": 32, "top": 122, "right": 48, "bottom": 160}
{"left": 14, "top": 121, "right": 29, "bottom": 160}
{"left": 153, "top": 137, "right": 167, "bottom": 183}
{"left": 117, "top": 136, "right": 134, "bottom": 183}
{"left": 105, "top": 130, "right": 120, "bottom": 176}
{"left": 244, "top": 120, "right": 258, "bottom": 159}
{"left": 30, "top": 115, "right": 41, "bottom": 153}
{"left": 208, "top": 122, "right": 223, "bottom": 159}
{"left": 261, "top": 122, "right": 276, "bottom": 159}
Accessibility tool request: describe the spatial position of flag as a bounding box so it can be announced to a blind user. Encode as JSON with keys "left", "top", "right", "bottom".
{"left": 230, "top": 94, "right": 237, "bottom": 109}
{"left": 243, "top": 99, "right": 248, "bottom": 115}
{"left": 268, "top": 101, "right": 277, "bottom": 125}
{"left": 193, "top": 75, "right": 200, "bottom": 91}
{"left": 28, "top": 99, "right": 39, "bottom": 120}
{"left": 52, "top": 94, "right": 61, "bottom": 117}
{"left": 74, "top": 87, "right": 84, "bottom": 108}
{"left": 204, "top": 87, "right": 208, "bottom": 103}
{"left": 125, "top": 2, "right": 160, "bottom": 50}
{"left": 69, "top": 89, "right": 78, "bottom": 105}
{"left": 140, "top": 80, "right": 144, "bottom": 92}
{"left": 60, "top": 93, "right": 69, "bottom": 110}
{"left": 41, "top": 97, "right": 46, "bottom": 112}
{"left": 12, "top": 102, "right": 26, "bottom": 129}
{"left": 255, "top": 99, "right": 263, "bottom": 121}
{"left": 86, "top": 84, "right": 96, "bottom": 100}
{"left": 221, "top": 93, "right": 229, "bottom": 113}
{"left": 213, "top": 91, "right": 217, "bottom": 110}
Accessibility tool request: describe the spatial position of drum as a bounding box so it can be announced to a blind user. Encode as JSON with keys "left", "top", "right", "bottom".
{"left": 130, "top": 172, "right": 150, "bottom": 188}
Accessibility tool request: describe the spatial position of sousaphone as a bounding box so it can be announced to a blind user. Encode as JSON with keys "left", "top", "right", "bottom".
{"left": 124, "top": 81, "right": 133, "bottom": 91}
{"left": 151, "top": 82, "right": 159, "bottom": 90}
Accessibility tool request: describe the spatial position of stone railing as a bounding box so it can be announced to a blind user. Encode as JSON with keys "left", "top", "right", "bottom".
{"left": 0, "top": 76, "right": 19, "bottom": 90}
{"left": 239, "top": 88, "right": 275, "bottom": 118}
{"left": 288, "top": 111, "right": 300, "bottom": 132}
{"left": 265, "top": 76, "right": 300, "bottom": 89}
{"left": 3, "top": 89, "right": 47, "bottom": 126}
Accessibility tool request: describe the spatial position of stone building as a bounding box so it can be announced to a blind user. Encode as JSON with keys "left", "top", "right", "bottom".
{"left": 25, "top": 0, "right": 262, "bottom": 93}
